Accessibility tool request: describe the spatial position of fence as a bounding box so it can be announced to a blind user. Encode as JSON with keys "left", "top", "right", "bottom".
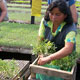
{"left": 6, "top": 0, "right": 47, "bottom": 24}
{"left": 6, "top": 0, "right": 80, "bottom": 25}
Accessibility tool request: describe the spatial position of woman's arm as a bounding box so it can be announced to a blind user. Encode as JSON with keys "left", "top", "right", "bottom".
{"left": 0, "top": 0, "right": 7, "bottom": 22}
{"left": 70, "top": 4, "right": 78, "bottom": 23}
{"left": 49, "top": 42, "right": 74, "bottom": 60}
{"left": 38, "top": 42, "right": 74, "bottom": 65}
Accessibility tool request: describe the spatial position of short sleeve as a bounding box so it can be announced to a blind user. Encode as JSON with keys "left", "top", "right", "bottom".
{"left": 38, "top": 18, "right": 45, "bottom": 38}
{"left": 69, "top": 0, "right": 75, "bottom": 6}
{"left": 65, "top": 31, "right": 76, "bottom": 43}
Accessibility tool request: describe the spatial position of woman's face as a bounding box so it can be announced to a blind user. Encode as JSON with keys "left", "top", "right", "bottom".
{"left": 49, "top": 7, "right": 67, "bottom": 25}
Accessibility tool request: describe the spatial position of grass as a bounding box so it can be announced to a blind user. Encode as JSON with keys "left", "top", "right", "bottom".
{"left": 0, "top": 22, "right": 39, "bottom": 48}
{"left": 7, "top": 3, "right": 30, "bottom": 6}
{"left": 11, "top": 1, "right": 30, "bottom": 4}
{"left": 8, "top": 12, "right": 44, "bottom": 23}
{"left": 78, "top": 13, "right": 80, "bottom": 25}
{"left": 0, "top": 59, "right": 20, "bottom": 79}
{"left": 76, "top": 1, "right": 80, "bottom": 7}
{"left": 0, "top": 22, "right": 80, "bottom": 53}
{"left": 8, "top": 7, "right": 31, "bottom": 11}
{"left": 76, "top": 29, "right": 80, "bottom": 53}
{"left": 8, "top": 12, "right": 31, "bottom": 21}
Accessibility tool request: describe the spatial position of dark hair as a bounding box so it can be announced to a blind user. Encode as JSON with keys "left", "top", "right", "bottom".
{"left": 44, "top": 0, "right": 73, "bottom": 24}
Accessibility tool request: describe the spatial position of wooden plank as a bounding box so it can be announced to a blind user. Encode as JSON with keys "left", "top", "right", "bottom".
{"left": 1, "top": 60, "right": 30, "bottom": 80}
{"left": 30, "top": 65, "right": 73, "bottom": 80}
{"left": 1, "top": 46, "right": 32, "bottom": 54}
{"left": 24, "top": 68, "right": 30, "bottom": 79}
{"left": 31, "top": 58, "right": 38, "bottom": 65}
{"left": 20, "top": 68, "right": 30, "bottom": 79}
{"left": 12, "top": 60, "right": 30, "bottom": 80}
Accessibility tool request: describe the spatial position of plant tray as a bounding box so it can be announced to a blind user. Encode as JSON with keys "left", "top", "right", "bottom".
{"left": 0, "top": 59, "right": 30, "bottom": 80}
{"left": 30, "top": 58, "right": 76, "bottom": 80}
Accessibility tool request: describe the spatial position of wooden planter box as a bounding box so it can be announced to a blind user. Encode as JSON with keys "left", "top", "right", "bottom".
{"left": 29, "top": 58, "right": 76, "bottom": 80}
{"left": 0, "top": 60, "right": 30, "bottom": 80}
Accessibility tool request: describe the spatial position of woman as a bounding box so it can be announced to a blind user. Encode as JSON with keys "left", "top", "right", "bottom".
{"left": 47, "top": 0, "right": 78, "bottom": 24}
{"left": 37, "top": 0, "right": 76, "bottom": 80}
{"left": 0, "top": 0, "right": 8, "bottom": 22}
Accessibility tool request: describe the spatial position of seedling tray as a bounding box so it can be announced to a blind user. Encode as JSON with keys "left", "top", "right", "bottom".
{"left": 0, "top": 59, "right": 30, "bottom": 80}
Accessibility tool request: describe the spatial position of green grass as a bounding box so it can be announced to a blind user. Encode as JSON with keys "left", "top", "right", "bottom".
{"left": 7, "top": 3, "right": 31, "bottom": 7}
{"left": 76, "top": 1, "right": 80, "bottom": 7}
{"left": 8, "top": 12, "right": 44, "bottom": 23}
{"left": 0, "top": 22, "right": 80, "bottom": 53}
{"left": 78, "top": 13, "right": 80, "bottom": 26}
{"left": 0, "top": 59, "right": 20, "bottom": 79}
{"left": 0, "top": 22, "right": 39, "bottom": 48}
{"left": 11, "top": 0, "right": 30, "bottom": 4}
{"left": 8, "top": 7, "right": 31, "bottom": 11}
{"left": 76, "top": 29, "right": 80, "bottom": 53}
{"left": 8, "top": 12, "right": 31, "bottom": 21}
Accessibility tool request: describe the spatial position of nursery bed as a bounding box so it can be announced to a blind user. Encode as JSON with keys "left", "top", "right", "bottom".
{"left": 0, "top": 59, "right": 30, "bottom": 80}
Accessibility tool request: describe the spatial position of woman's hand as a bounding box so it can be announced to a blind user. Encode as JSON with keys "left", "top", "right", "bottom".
{"left": 37, "top": 56, "right": 50, "bottom": 65}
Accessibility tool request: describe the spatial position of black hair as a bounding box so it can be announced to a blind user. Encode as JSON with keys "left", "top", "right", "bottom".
{"left": 44, "top": 0, "right": 73, "bottom": 24}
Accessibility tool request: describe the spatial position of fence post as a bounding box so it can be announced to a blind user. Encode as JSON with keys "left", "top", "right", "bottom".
{"left": 30, "top": 0, "right": 35, "bottom": 24}
{"left": 31, "top": 16, "right": 35, "bottom": 24}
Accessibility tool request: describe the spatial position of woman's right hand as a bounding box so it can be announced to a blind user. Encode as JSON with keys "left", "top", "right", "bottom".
{"left": 38, "top": 54, "right": 43, "bottom": 58}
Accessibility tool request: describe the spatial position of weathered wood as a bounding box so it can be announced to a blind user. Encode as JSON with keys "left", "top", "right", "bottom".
{"left": 31, "top": 73, "right": 36, "bottom": 79}
{"left": 28, "top": 75, "right": 37, "bottom": 80}
{"left": 12, "top": 60, "right": 30, "bottom": 80}
{"left": 30, "top": 65, "right": 73, "bottom": 79}
{"left": 0, "top": 60, "right": 30, "bottom": 80}
{"left": 30, "top": 58, "right": 76, "bottom": 80}
{"left": 1, "top": 46, "right": 32, "bottom": 54}
{"left": 20, "top": 68, "right": 30, "bottom": 80}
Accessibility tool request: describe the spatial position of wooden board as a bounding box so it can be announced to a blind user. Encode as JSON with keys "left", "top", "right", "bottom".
{"left": 12, "top": 60, "right": 30, "bottom": 80}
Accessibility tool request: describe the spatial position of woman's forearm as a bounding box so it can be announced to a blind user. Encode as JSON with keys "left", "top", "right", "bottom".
{"left": 0, "top": 2, "right": 7, "bottom": 22}
{"left": 0, "top": 11, "right": 7, "bottom": 22}
{"left": 49, "top": 42, "right": 74, "bottom": 61}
